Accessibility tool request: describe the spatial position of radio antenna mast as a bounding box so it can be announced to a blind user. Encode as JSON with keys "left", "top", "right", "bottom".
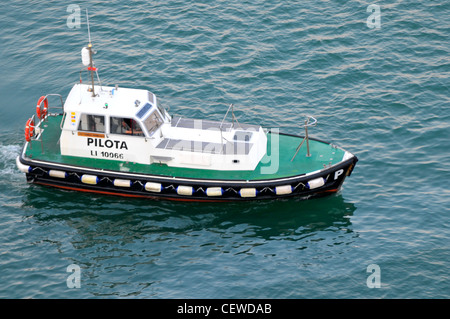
{"left": 86, "top": 9, "right": 92, "bottom": 44}
{"left": 86, "top": 9, "right": 95, "bottom": 97}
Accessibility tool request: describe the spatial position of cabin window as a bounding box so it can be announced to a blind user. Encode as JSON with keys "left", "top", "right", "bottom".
{"left": 136, "top": 102, "right": 152, "bottom": 119}
{"left": 78, "top": 114, "right": 105, "bottom": 133}
{"left": 143, "top": 111, "right": 163, "bottom": 136}
{"left": 110, "top": 117, "right": 144, "bottom": 136}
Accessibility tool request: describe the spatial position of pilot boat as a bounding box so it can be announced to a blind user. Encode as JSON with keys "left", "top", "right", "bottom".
{"left": 16, "top": 32, "right": 358, "bottom": 202}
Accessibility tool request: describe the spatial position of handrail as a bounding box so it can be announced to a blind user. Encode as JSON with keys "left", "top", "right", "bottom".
{"left": 35, "top": 93, "right": 65, "bottom": 130}
{"left": 219, "top": 103, "right": 233, "bottom": 130}
{"left": 219, "top": 103, "right": 245, "bottom": 154}
{"left": 219, "top": 104, "right": 232, "bottom": 154}
{"left": 42, "top": 93, "right": 64, "bottom": 110}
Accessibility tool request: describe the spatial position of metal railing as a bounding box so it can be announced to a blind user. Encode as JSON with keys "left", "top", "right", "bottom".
{"left": 219, "top": 104, "right": 243, "bottom": 154}
{"left": 41, "top": 93, "right": 64, "bottom": 112}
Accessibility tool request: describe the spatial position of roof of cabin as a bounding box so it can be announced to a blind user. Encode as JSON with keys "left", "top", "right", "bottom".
{"left": 64, "top": 83, "right": 156, "bottom": 119}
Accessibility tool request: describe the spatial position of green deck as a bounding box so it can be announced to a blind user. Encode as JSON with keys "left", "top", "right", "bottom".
{"left": 24, "top": 115, "right": 345, "bottom": 181}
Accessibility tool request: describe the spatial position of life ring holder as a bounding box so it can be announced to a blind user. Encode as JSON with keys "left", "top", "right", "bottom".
{"left": 25, "top": 117, "right": 35, "bottom": 143}
{"left": 36, "top": 96, "right": 49, "bottom": 120}
{"left": 24, "top": 114, "right": 44, "bottom": 151}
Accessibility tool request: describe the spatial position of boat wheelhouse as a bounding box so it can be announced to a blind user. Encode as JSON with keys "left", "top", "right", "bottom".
{"left": 59, "top": 83, "right": 267, "bottom": 172}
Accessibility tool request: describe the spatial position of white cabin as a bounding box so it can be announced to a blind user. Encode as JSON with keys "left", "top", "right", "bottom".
{"left": 60, "top": 84, "right": 267, "bottom": 171}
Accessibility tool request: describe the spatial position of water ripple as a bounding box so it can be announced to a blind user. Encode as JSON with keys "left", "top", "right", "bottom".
{"left": 0, "top": 0, "right": 448, "bottom": 299}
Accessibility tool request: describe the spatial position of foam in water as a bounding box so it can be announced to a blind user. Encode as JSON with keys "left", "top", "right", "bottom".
{"left": 0, "top": 144, "right": 22, "bottom": 179}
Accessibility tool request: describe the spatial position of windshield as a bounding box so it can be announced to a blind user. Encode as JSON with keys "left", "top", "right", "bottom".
{"left": 143, "top": 110, "right": 163, "bottom": 135}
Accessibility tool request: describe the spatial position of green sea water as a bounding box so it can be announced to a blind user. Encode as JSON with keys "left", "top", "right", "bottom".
{"left": 0, "top": 1, "right": 448, "bottom": 298}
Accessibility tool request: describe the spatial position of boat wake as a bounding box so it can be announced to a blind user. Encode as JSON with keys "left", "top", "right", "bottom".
{"left": 0, "top": 144, "right": 22, "bottom": 182}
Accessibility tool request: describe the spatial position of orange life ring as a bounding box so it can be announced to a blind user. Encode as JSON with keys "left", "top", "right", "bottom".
{"left": 25, "top": 118, "right": 35, "bottom": 142}
{"left": 36, "top": 96, "right": 48, "bottom": 119}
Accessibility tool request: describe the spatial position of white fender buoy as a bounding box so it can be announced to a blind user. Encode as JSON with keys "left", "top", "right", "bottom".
{"left": 16, "top": 156, "right": 31, "bottom": 173}
{"left": 113, "top": 179, "right": 132, "bottom": 188}
{"left": 206, "top": 187, "right": 223, "bottom": 197}
{"left": 306, "top": 177, "right": 325, "bottom": 189}
{"left": 81, "top": 174, "right": 99, "bottom": 185}
{"left": 275, "top": 185, "right": 293, "bottom": 195}
{"left": 49, "top": 170, "right": 67, "bottom": 179}
{"left": 177, "top": 185, "right": 193, "bottom": 196}
{"left": 239, "top": 188, "right": 257, "bottom": 198}
{"left": 145, "top": 182, "right": 163, "bottom": 193}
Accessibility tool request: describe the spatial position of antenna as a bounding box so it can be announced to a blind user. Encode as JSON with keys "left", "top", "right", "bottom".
{"left": 86, "top": 9, "right": 95, "bottom": 97}
{"left": 86, "top": 9, "right": 92, "bottom": 45}
{"left": 80, "top": 9, "right": 102, "bottom": 97}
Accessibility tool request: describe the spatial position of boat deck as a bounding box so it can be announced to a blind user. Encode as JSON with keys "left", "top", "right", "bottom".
{"left": 24, "top": 115, "right": 346, "bottom": 181}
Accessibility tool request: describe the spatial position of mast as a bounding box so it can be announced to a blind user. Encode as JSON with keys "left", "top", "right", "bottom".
{"left": 86, "top": 9, "right": 95, "bottom": 97}
{"left": 88, "top": 44, "right": 95, "bottom": 97}
{"left": 81, "top": 10, "right": 101, "bottom": 97}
